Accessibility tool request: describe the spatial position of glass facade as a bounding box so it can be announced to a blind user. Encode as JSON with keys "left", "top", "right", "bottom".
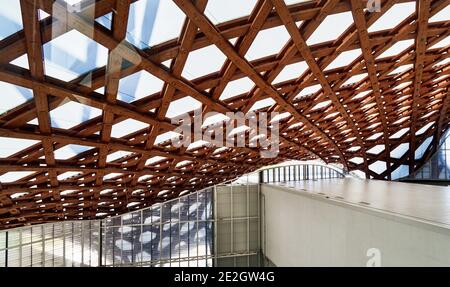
{"left": 411, "top": 130, "right": 450, "bottom": 180}
{"left": 0, "top": 185, "right": 260, "bottom": 267}
{"left": 101, "top": 188, "right": 214, "bottom": 267}
{"left": 0, "top": 221, "right": 100, "bottom": 267}
{"left": 0, "top": 189, "right": 213, "bottom": 267}
{"left": 260, "top": 164, "right": 345, "bottom": 183}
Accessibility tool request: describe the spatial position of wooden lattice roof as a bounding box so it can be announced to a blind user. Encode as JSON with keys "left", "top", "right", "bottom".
{"left": 0, "top": 0, "right": 449, "bottom": 229}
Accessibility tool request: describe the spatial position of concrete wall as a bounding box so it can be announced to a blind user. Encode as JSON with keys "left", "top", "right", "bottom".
{"left": 261, "top": 184, "right": 450, "bottom": 267}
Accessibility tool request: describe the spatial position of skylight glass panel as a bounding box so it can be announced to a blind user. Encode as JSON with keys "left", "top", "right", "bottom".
{"left": 429, "top": 4, "right": 450, "bottom": 23}
{"left": 349, "top": 157, "right": 364, "bottom": 165}
{"left": 0, "top": 171, "right": 34, "bottom": 183}
{"left": 248, "top": 98, "right": 276, "bottom": 112}
{"left": 284, "top": 0, "right": 310, "bottom": 4}
{"left": 433, "top": 58, "right": 450, "bottom": 68}
{"left": 117, "top": 71, "right": 164, "bottom": 103}
{"left": 155, "top": 131, "right": 181, "bottom": 145}
{"left": 311, "top": 100, "right": 332, "bottom": 111}
{"left": 390, "top": 143, "right": 409, "bottom": 158}
{"left": 388, "top": 64, "right": 413, "bottom": 75}
{"left": 273, "top": 61, "right": 309, "bottom": 84}
{"left": 187, "top": 140, "right": 211, "bottom": 151}
{"left": 0, "top": 0, "right": 23, "bottom": 41}
{"left": 182, "top": 45, "right": 227, "bottom": 80}
{"left": 376, "top": 39, "right": 414, "bottom": 59}
{"left": 416, "top": 122, "right": 434, "bottom": 136}
{"left": 107, "top": 151, "right": 134, "bottom": 163}
{"left": 64, "top": 0, "right": 83, "bottom": 5}
{"left": 54, "top": 144, "right": 94, "bottom": 160}
{"left": 57, "top": 172, "right": 81, "bottom": 181}
{"left": 429, "top": 35, "right": 450, "bottom": 50}
{"left": 296, "top": 84, "right": 322, "bottom": 98}
{"left": 145, "top": 156, "right": 166, "bottom": 166}
{"left": 43, "top": 30, "right": 108, "bottom": 82}
{"left": 110, "top": 119, "right": 148, "bottom": 138}
{"left": 220, "top": 77, "right": 255, "bottom": 100}
{"left": 306, "top": 12, "right": 353, "bottom": 45}
{"left": 205, "top": 0, "right": 257, "bottom": 24}
{"left": 245, "top": 26, "right": 291, "bottom": 61}
{"left": 96, "top": 12, "right": 112, "bottom": 30}
{"left": 202, "top": 113, "right": 230, "bottom": 127}
{"left": 103, "top": 173, "right": 123, "bottom": 180}
{"left": 367, "top": 145, "right": 385, "bottom": 155}
{"left": 369, "top": 161, "right": 386, "bottom": 174}
{"left": 126, "top": 0, "right": 185, "bottom": 48}
{"left": 0, "top": 81, "right": 33, "bottom": 114}
{"left": 324, "top": 49, "right": 362, "bottom": 71}
{"left": 10, "top": 54, "right": 29, "bottom": 69}
{"left": 368, "top": 2, "right": 416, "bottom": 33}
{"left": 392, "top": 81, "right": 411, "bottom": 91}
{"left": 29, "top": 101, "right": 102, "bottom": 129}
{"left": 38, "top": 9, "right": 50, "bottom": 21}
{"left": 353, "top": 90, "right": 372, "bottom": 100}
{"left": 0, "top": 137, "right": 39, "bottom": 158}
{"left": 415, "top": 136, "right": 433, "bottom": 159}
{"left": 341, "top": 73, "right": 367, "bottom": 87}
{"left": 166, "top": 96, "right": 202, "bottom": 118}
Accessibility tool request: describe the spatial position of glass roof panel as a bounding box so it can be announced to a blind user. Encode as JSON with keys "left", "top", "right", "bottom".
{"left": 433, "top": 58, "right": 450, "bottom": 68}
{"left": 0, "top": 80, "right": 33, "bottom": 114}
{"left": 117, "top": 70, "right": 164, "bottom": 103}
{"left": 306, "top": 12, "right": 353, "bottom": 46}
{"left": 341, "top": 73, "right": 368, "bottom": 87}
{"left": 10, "top": 54, "right": 29, "bottom": 69}
{"left": 64, "top": 0, "right": 83, "bottom": 5}
{"left": 429, "top": 35, "right": 450, "bottom": 50}
{"left": 145, "top": 156, "right": 166, "bottom": 166}
{"left": 220, "top": 77, "right": 255, "bottom": 100}
{"left": 429, "top": 4, "right": 450, "bottom": 23}
{"left": 96, "top": 12, "right": 112, "bottom": 30}
{"left": 376, "top": 39, "right": 414, "bottom": 59}
{"left": 0, "top": 0, "right": 23, "bottom": 41}
{"left": 0, "top": 171, "right": 34, "bottom": 183}
{"left": 272, "top": 61, "right": 309, "bottom": 84}
{"left": 368, "top": 2, "right": 415, "bottom": 33}
{"left": 107, "top": 151, "right": 134, "bottom": 163}
{"left": 110, "top": 119, "right": 148, "bottom": 138}
{"left": 57, "top": 172, "right": 81, "bottom": 181}
{"left": 324, "top": 49, "right": 362, "bottom": 71}
{"left": 202, "top": 113, "right": 230, "bottom": 128}
{"left": 166, "top": 96, "right": 202, "bottom": 118}
{"left": 284, "top": 0, "right": 310, "bottom": 4}
{"left": 245, "top": 26, "right": 291, "bottom": 61}
{"left": 205, "top": 0, "right": 257, "bottom": 24}
{"left": 103, "top": 173, "right": 123, "bottom": 180}
{"left": 155, "top": 131, "right": 181, "bottom": 145}
{"left": 0, "top": 137, "right": 39, "bottom": 158}
{"left": 388, "top": 64, "right": 413, "bottom": 75}
{"left": 182, "top": 45, "right": 227, "bottom": 80}
{"left": 43, "top": 29, "right": 108, "bottom": 82}
{"left": 54, "top": 144, "right": 94, "bottom": 160}
{"left": 38, "top": 9, "right": 50, "bottom": 21}
{"left": 28, "top": 101, "right": 102, "bottom": 129}
{"left": 126, "top": 0, "right": 185, "bottom": 48}
{"left": 296, "top": 84, "right": 322, "bottom": 99}
{"left": 248, "top": 98, "right": 276, "bottom": 112}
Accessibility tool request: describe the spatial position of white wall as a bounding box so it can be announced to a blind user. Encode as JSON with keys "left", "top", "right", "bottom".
{"left": 261, "top": 184, "right": 450, "bottom": 267}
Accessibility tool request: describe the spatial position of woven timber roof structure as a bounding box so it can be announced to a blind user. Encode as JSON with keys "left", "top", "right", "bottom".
{"left": 0, "top": 0, "right": 449, "bottom": 229}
